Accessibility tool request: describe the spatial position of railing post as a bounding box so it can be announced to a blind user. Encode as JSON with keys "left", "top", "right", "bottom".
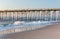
{"left": 58, "top": 11, "right": 60, "bottom": 21}
{"left": 56, "top": 11, "right": 58, "bottom": 21}
{"left": 0, "top": 12, "right": 1, "bottom": 21}
{"left": 40, "top": 11, "right": 42, "bottom": 21}
{"left": 50, "top": 11, "right": 53, "bottom": 21}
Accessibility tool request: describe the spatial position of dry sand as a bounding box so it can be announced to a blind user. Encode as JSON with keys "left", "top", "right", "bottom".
{"left": 0, "top": 24, "right": 60, "bottom": 39}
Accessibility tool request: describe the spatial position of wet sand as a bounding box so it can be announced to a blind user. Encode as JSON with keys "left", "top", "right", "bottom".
{"left": 0, "top": 23, "right": 60, "bottom": 39}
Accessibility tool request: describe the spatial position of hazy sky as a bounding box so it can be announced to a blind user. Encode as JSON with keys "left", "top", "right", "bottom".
{"left": 0, "top": 0, "right": 60, "bottom": 9}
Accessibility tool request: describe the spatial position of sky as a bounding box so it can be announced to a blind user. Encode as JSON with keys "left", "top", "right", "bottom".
{"left": 0, "top": 0, "right": 60, "bottom": 10}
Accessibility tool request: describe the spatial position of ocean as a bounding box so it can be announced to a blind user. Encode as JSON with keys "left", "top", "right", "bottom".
{"left": 0, "top": 21, "right": 54, "bottom": 31}
{"left": 0, "top": 17, "right": 58, "bottom": 34}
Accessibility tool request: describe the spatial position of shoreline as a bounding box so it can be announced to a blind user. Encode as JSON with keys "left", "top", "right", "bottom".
{"left": 0, "top": 21, "right": 59, "bottom": 35}
{"left": 0, "top": 23, "right": 60, "bottom": 39}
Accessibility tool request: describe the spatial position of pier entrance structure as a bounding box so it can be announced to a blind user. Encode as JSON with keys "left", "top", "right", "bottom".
{"left": 0, "top": 8, "right": 60, "bottom": 22}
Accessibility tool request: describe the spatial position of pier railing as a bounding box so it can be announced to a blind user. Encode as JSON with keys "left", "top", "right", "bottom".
{"left": 0, "top": 9, "right": 60, "bottom": 22}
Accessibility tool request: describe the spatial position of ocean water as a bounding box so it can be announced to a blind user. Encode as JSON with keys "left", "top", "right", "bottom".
{"left": 0, "top": 21, "right": 54, "bottom": 31}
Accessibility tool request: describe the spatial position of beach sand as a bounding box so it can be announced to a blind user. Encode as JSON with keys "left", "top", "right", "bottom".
{"left": 0, "top": 23, "right": 60, "bottom": 39}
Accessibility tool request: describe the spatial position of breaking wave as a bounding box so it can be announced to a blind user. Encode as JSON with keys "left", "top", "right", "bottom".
{"left": 0, "top": 21, "right": 53, "bottom": 31}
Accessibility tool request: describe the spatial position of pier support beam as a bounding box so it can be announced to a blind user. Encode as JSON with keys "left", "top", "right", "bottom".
{"left": 0, "top": 9, "right": 59, "bottom": 22}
